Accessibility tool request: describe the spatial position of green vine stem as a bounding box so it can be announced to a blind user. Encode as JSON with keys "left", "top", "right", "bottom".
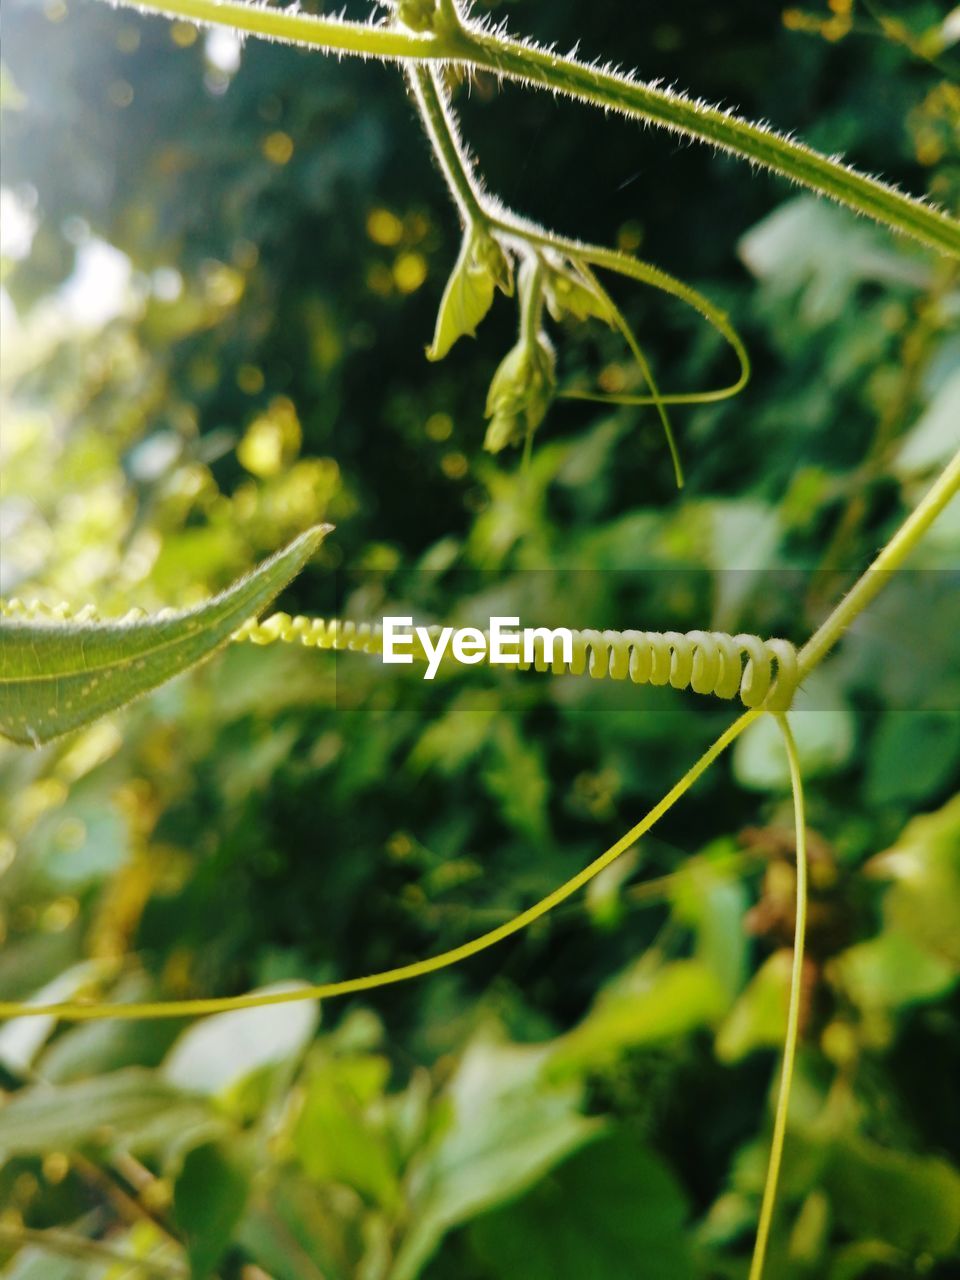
{"left": 98, "top": 0, "right": 959, "bottom": 256}
{"left": 406, "top": 63, "right": 485, "bottom": 226}
{"left": 750, "top": 714, "right": 808, "bottom": 1280}
{"left": 797, "top": 446, "right": 960, "bottom": 677}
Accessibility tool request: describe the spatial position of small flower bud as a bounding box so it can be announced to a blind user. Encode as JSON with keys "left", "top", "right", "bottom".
{"left": 483, "top": 332, "right": 556, "bottom": 454}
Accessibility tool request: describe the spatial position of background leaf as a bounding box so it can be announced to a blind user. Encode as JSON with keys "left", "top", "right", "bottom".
{"left": 470, "top": 1129, "right": 696, "bottom": 1280}
{"left": 174, "top": 1139, "right": 251, "bottom": 1279}
{"left": 163, "top": 981, "right": 319, "bottom": 1097}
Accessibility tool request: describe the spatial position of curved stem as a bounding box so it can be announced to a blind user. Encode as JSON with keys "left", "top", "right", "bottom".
{"left": 0, "top": 710, "right": 758, "bottom": 1021}
{"left": 0, "top": 452, "right": 957, "bottom": 1023}
{"left": 749, "top": 714, "right": 808, "bottom": 1280}
{"left": 100, "top": 0, "right": 960, "bottom": 256}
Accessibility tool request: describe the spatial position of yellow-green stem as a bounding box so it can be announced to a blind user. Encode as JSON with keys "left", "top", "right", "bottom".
{"left": 798, "top": 447, "right": 960, "bottom": 678}
{"left": 0, "top": 710, "right": 758, "bottom": 1021}
{"left": 749, "top": 715, "right": 808, "bottom": 1280}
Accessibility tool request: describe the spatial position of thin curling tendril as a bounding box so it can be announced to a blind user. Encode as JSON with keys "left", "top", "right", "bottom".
{"left": 0, "top": 707, "right": 760, "bottom": 1022}
{"left": 563, "top": 256, "right": 683, "bottom": 487}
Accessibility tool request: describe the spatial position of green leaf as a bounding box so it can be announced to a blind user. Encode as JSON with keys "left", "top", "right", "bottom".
{"left": 481, "top": 718, "right": 549, "bottom": 843}
{"left": 0, "top": 961, "right": 108, "bottom": 1074}
{"left": 40, "top": 996, "right": 183, "bottom": 1083}
{"left": 826, "top": 1135, "right": 960, "bottom": 1255}
{"left": 163, "top": 982, "right": 319, "bottom": 1097}
{"left": 174, "top": 1139, "right": 250, "bottom": 1279}
{"left": 669, "top": 844, "right": 749, "bottom": 1000}
{"left": 865, "top": 710, "right": 960, "bottom": 807}
{"left": 866, "top": 793, "right": 960, "bottom": 968}
{"left": 0, "top": 524, "right": 331, "bottom": 746}
{"left": 547, "top": 959, "right": 728, "bottom": 1079}
{"left": 392, "top": 1034, "right": 599, "bottom": 1280}
{"left": 238, "top": 1171, "right": 362, "bottom": 1280}
{"left": 832, "top": 928, "right": 955, "bottom": 1012}
{"left": 0, "top": 1067, "right": 200, "bottom": 1155}
{"left": 715, "top": 951, "right": 792, "bottom": 1062}
{"left": 894, "top": 369, "right": 960, "bottom": 477}
{"left": 426, "top": 228, "right": 511, "bottom": 362}
{"left": 291, "top": 1053, "right": 400, "bottom": 1209}
{"left": 470, "top": 1129, "right": 695, "bottom": 1280}
{"left": 543, "top": 261, "right": 611, "bottom": 326}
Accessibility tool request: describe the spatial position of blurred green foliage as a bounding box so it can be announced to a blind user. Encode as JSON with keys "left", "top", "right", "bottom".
{"left": 1, "top": 1, "right": 959, "bottom": 1277}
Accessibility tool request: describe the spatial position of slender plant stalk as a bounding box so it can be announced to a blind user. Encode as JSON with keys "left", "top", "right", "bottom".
{"left": 568, "top": 257, "right": 683, "bottom": 484}
{"left": 0, "top": 710, "right": 757, "bottom": 1021}
{"left": 749, "top": 715, "right": 808, "bottom": 1280}
{"left": 94, "top": 0, "right": 960, "bottom": 256}
{"left": 797, "top": 446, "right": 960, "bottom": 677}
{"left": 406, "top": 64, "right": 486, "bottom": 224}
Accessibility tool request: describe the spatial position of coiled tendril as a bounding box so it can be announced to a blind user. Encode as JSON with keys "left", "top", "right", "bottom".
{"left": 234, "top": 614, "right": 799, "bottom": 713}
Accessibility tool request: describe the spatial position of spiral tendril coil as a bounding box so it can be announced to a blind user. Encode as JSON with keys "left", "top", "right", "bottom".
{"left": 235, "top": 614, "right": 799, "bottom": 712}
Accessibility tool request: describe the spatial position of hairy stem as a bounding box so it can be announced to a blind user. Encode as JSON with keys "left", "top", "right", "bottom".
{"left": 99, "top": 0, "right": 960, "bottom": 256}
{"left": 466, "top": 27, "right": 960, "bottom": 257}
{"left": 407, "top": 64, "right": 485, "bottom": 224}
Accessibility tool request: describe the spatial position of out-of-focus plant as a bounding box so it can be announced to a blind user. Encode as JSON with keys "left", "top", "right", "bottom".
{"left": 1, "top": 2, "right": 959, "bottom": 1278}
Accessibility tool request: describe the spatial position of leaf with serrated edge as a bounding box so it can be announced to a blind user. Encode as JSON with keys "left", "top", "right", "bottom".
{"left": 0, "top": 523, "right": 331, "bottom": 747}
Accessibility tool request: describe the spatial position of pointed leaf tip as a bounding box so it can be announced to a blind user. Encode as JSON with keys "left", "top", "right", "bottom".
{"left": 0, "top": 523, "right": 333, "bottom": 747}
